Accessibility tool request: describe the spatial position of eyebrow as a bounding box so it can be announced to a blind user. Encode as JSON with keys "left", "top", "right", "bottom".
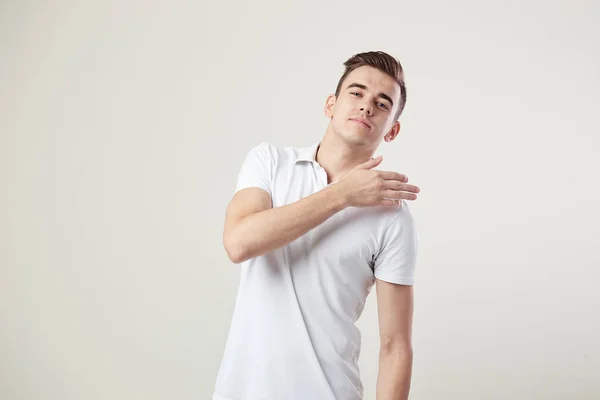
{"left": 346, "top": 83, "right": 394, "bottom": 107}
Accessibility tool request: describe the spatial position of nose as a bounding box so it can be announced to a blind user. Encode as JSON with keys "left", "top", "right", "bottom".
{"left": 360, "top": 103, "right": 372, "bottom": 115}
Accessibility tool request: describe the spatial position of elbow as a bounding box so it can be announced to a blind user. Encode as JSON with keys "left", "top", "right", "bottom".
{"left": 380, "top": 337, "right": 413, "bottom": 357}
{"left": 223, "top": 234, "right": 248, "bottom": 264}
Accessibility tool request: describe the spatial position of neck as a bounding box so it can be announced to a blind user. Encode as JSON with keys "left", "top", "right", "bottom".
{"left": 316, "top": 124, "right": 378, "bottom": 184}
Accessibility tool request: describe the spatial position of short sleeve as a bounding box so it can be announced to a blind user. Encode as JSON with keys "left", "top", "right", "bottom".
{"left": 234, "top": 142, "right": 273, "bottom": 196}
{"left": 373, "top": 202, "right": 419, "bottom": 285}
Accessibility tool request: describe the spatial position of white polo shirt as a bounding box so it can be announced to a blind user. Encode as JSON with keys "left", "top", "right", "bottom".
{"left": 213, "top": 142, "right": 418, "bottom": 400}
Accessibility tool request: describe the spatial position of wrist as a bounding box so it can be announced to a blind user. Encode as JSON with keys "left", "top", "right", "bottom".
{"left": 323, "top": 182, "right": 349, "bottom": 212}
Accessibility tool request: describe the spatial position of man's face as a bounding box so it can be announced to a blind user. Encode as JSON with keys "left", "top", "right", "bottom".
{"left": 325, "top": 65, "right": 401, "bottom": 147}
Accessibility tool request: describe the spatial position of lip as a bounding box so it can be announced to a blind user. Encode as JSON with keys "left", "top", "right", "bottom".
{"left": 350, "top": 118, "right": 371, "bottom": 129}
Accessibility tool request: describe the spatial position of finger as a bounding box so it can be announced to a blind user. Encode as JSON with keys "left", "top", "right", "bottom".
{"left": 383, "top": 189, "right": 418, "bottom": 201}
{"left": 380, "top": 199, "right": 401, "bottom": 207}
{"left": 378, "top": 171, "right": 408, "bottom": 182}
{"left": 383, "top": 181, "right": 420, "bottom": 193}
{"left": 358, "top": 155, "right": 383, "bottom": 170}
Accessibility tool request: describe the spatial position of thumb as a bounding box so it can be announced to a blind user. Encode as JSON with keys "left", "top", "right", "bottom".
{"left": 360, "top": 155, "right": 383, "bottom": 169}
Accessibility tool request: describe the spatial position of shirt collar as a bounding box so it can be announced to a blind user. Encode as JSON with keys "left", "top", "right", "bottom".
{"left": 295, "top": 142, "right": 321, "bottom": 164}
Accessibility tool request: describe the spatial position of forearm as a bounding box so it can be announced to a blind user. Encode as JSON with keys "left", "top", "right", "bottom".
{"left": 226, "top": 184, "right": 347, "bottom": 263}
{"left": 376, "top": 348, "right": 413, "bottom": 400}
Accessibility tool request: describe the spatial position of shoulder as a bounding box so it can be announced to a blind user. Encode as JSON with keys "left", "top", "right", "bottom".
{"left": 364, "top": 200, "right": 416, "bottom": 231}
{"left": 245, "top": 141, "right": 276, "bottom": 155}
{"left": 342, "top": 201, "right": 417, "bottom": 247}
{"left": 246, "top": 142, "right": 308, "bottom": 166}
{"left": 240, "top": 142, "right": 278, "bottom": 166}
{"left": 372, "top": 201, "right": 417, "bottom": 246}
{"left": 392, "top": 201, "right": 415, "bottom": 225}
{"left": 245, "top": 141, "right": 288, "bottom": 157}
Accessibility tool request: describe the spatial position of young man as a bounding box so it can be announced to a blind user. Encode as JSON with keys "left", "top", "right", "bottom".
{"left": 213, "top": 51, "right": 420, "bottom": 400}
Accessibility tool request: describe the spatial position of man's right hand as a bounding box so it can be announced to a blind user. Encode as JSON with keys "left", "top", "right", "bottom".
{"left": 334, "top": 156, "right": 420, "bottom": 208}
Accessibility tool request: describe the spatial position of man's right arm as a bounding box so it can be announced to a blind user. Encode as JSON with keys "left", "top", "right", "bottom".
{"left": 223, "top": 184, "right": 347, "bottom": 263}
{"left": 223, "top": 155, "right": 420, "bottom": 264}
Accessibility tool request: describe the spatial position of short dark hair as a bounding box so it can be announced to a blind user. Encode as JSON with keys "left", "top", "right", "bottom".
{"left": 334, "top": 51, "right": 407, "bottom": 119}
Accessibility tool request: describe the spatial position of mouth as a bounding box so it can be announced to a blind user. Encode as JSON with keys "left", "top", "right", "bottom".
{"left": 350, "top": 118, "right": 371, "bottom": 129}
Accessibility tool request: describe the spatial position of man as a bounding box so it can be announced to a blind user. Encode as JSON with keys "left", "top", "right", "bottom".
{"left": 213, "top": 51, "right": 421, "bottom": 400}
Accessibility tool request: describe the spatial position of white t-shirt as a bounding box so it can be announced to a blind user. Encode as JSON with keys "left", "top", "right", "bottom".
{"left": 213, "top": 142, "right": 418, "bottom": 400}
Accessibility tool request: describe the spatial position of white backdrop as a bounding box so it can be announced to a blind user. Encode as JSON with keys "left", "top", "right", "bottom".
{"left": 1, "top": 1, "right": 599, "bottom": 399}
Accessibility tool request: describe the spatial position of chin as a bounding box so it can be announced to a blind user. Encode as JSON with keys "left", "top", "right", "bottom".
{"left": 337, "top": 130, "right": 371, "bottom": 146}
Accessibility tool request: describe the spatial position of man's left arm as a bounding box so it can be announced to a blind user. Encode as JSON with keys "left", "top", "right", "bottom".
{"left": 375, "top": 278, "right": 414, "bottom": 400}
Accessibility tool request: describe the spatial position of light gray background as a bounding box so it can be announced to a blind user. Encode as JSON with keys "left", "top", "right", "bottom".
{"left": 1, "top": 1, "right": 599, "bottom": 399}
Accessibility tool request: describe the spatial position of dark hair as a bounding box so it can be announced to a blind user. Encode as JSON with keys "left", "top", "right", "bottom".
{"left": 334, "top": 51, "right": 407, "bottom": 119}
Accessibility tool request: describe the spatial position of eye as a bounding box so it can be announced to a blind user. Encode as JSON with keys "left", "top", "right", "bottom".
{"left": 350, "top": 92, "right": 361, "bottom": 96}
{"left": 378, "top": 102, "right": 389, "bottom": 110}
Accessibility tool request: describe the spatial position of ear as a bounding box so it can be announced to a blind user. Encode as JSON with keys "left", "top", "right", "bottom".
{"left": 384, "top": 121, "right": 401, "bottom": 142}
{"left": 324, "top": 94, "right": 336, "bottom": 118}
